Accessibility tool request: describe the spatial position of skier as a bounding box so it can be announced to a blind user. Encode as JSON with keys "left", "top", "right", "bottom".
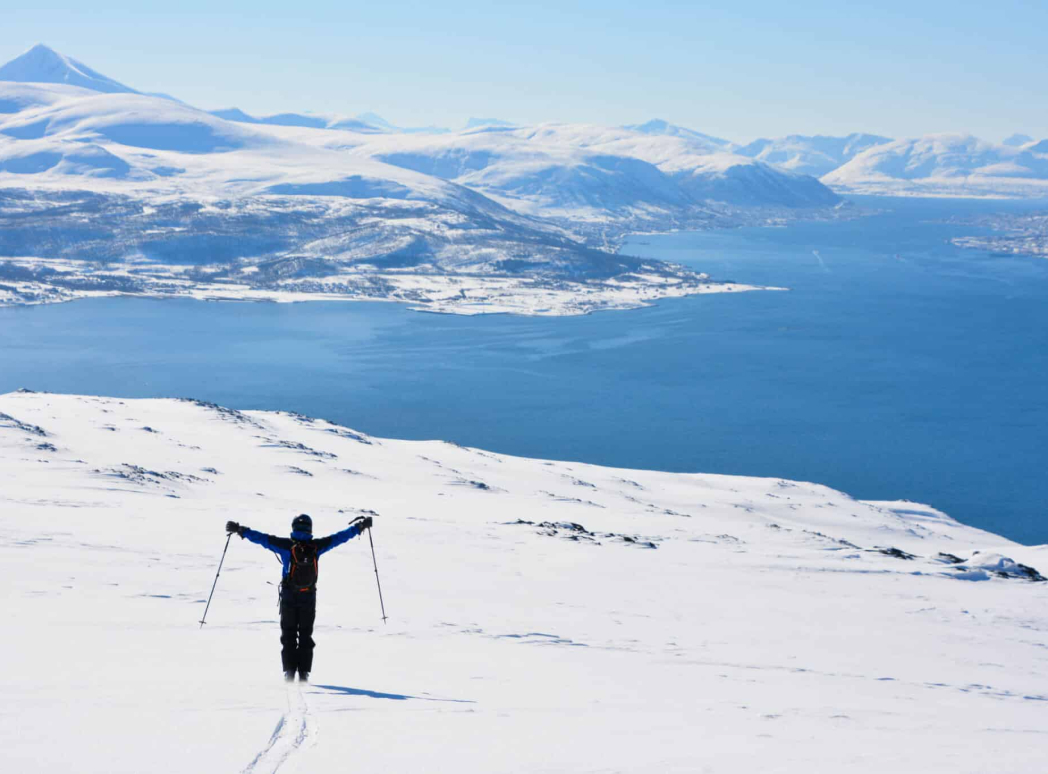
{"left": 225, "top": 514, "right": 372, "bottom": 682}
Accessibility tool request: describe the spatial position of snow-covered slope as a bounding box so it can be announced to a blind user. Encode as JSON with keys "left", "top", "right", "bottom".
{"left": 1, "top": 390, "right": 1045, "bottom": 773}
{"left": 0, "top": 81, "right": 100, "bottom": 115}
{"left": 823, "top": 134, "right": 1048, "bottom": 197}
{"left": 360, "top": 122, "right": 840, "bottom": 220}
{"left": 735, "top": 133, "right": 892, "bottom": 177}
{"left": 0, "top": 83, "right": 527, "bottom": 212}
{"left": 360, "top": 129, "right": 695, "bottom": 219}
{"left": 0, "top": 43, "right": 137, "bottom": 94}
{"left": 519, "top": 124, "right": 840, "bottom": 207}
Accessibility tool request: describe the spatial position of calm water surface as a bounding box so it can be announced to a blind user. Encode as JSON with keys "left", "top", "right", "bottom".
{"left": 2, "top": 196, "right": 1046, "bottom": 543}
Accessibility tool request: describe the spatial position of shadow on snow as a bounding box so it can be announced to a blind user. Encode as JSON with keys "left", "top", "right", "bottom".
{"left": 312, "top": 684, "right": 475, "bottom": 704}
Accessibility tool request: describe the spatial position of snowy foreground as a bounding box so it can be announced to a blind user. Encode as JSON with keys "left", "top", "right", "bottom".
{"left": 1, "top": 391, "right": 1046, "bottom": 773}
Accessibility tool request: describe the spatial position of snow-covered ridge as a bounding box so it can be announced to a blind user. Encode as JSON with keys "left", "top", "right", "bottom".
{"left": 823, "top": 133, "right": 1048, "bottom": 198}
{"left": 1, "top": 390, "right": 1046, "bottom": 772}
{"left": 735, "top": 133, "right": 893, "bottom": 177}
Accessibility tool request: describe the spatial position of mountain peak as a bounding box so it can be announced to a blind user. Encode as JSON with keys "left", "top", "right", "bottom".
{"left": 464, "top": 117, "right": 515, "bottom": 130}
{"left": 633, "top": 118, "right": 671, "bottom": 133}
{"left": 356, "top": 111, "right": 394, "bottom": 130}
{"left": 1003, "top": 133, "right": 1034, "bottom": 148}
{"left": 0, "top": 43, "right": 137, "bottom": 94}
{"left": 625, "top": 119, "right": 730, "bottom": 148}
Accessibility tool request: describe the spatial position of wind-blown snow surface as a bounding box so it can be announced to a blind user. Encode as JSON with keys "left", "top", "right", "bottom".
{"left": 1, "top": 391, "right": 1046, "bottom": 773}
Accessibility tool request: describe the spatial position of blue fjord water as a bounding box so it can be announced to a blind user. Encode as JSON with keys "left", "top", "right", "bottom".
{"left": 1, "top": 196, "right": 1046, "bottom": 543}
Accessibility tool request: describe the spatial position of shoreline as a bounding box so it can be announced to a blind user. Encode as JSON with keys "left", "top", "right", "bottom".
{"left": 0, "top": 271, "right": 784, "bottom": 318}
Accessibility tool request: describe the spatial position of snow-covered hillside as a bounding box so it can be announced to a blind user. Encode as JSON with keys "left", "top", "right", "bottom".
{"left": 1, "top": 390, "right": 1045, "bottom": 773}
{"left": 735, "top": 133, "right": 892, "bottom": 177}
{"left": 358, "top": 122, "right": 840, "bottom": 223}
{"left": 823, "top": 134, "right": 1048, "bottom": 197}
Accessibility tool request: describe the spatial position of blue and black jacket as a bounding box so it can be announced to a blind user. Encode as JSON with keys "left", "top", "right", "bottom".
{"left": 241, "top": 523, "right": 365, "bottom": 591}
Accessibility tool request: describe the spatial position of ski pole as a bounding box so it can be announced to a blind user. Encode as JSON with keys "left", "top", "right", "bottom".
{"left": 367, "top": 527, "right": 388, "bottom": 624}
{"left": 199, "top": 532, "right": 232, "bottom": 629}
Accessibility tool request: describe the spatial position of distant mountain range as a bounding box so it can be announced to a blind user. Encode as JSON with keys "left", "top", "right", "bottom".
{"left": 0, "top": 45, "right": 850, "bottom": 234}
{"left": 1, "top": 43, "right": 1046, "bottom": 315}
{"left": 4, "top": 44, "right": 1044, "bottom": 207}
{"left": 0, "top": 45, "right": 797, "bottom": 315}
{"left": 823, "top": 134, "right": 1048, "bottom": 197}
{"left": 2, "top": 42, "right": 1039, "bottom": 314}
{"left": 733, "top": 134, "right": 893, "bottom": 178}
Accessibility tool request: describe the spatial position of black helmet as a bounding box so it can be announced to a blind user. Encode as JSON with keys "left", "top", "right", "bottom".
{"left": 291, "top": 514, "right": 313, "bottom": 534}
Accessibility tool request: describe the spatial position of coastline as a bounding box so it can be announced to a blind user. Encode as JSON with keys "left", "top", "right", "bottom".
{"left": 0, "top": 266, "right": 783, "bottom": 317}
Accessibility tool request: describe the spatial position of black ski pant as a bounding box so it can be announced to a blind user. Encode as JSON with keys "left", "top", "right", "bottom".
{"left": 279, "top": 590, "right": 316, "bottom": 674}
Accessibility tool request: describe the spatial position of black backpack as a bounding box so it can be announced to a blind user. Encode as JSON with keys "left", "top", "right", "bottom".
{"left": 285, "top": 540, "right": 319, "bottom": 592}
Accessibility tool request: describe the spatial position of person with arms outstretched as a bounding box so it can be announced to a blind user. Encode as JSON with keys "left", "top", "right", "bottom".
{"left": 225, "top": 513, "right": 372, "bottom": 682}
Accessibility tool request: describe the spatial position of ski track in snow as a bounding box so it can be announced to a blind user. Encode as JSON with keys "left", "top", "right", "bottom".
{"left": 242, "top": 683, "right": 318, "bottom": 774}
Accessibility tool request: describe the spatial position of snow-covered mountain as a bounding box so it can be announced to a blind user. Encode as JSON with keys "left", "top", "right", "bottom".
{"left": 359, "top": 122, "right": 839, "bottom": 223}
{"left": 624, "top": 118, "right": 731, "bottom": 151}
{"left": 735, "top": 133, "right": 892, "bottom": 177}
{"left": 0, "top": 43, "right": 137, "bottom": 94}
{"left": 209, "top": 107, "right": 387, "bottom": 133}
{"left": 356, "top": 112, "right": 449, "bottom": 134}
{"left": 2, "top": 390, "right": 1045, "bottom": 773}
{"left": 464, "top": 117, "right": 516, "bottom": 130}
{"left": 0, "top": 47, "right": 842, "bottom": 219}
{"left": 1003, "top": 133, "right": 1034, "bottom": 147}
{"left": 519, "top": 124, "right": 840, "bottom": 208}
{"left": 822, "top": 134, "right": 1048, "bottom": 197}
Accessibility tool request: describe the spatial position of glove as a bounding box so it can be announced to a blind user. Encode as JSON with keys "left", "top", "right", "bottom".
{"left": 226, "top": 520, "right": 244, "bottom": 536}
{"left": 357, "top": 516, "right": 373, "bottom": 530}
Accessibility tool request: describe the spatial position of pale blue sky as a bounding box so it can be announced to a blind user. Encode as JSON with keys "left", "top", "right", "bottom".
{"left": 3, "top": 1, "right": 1045, "bottom": 142}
